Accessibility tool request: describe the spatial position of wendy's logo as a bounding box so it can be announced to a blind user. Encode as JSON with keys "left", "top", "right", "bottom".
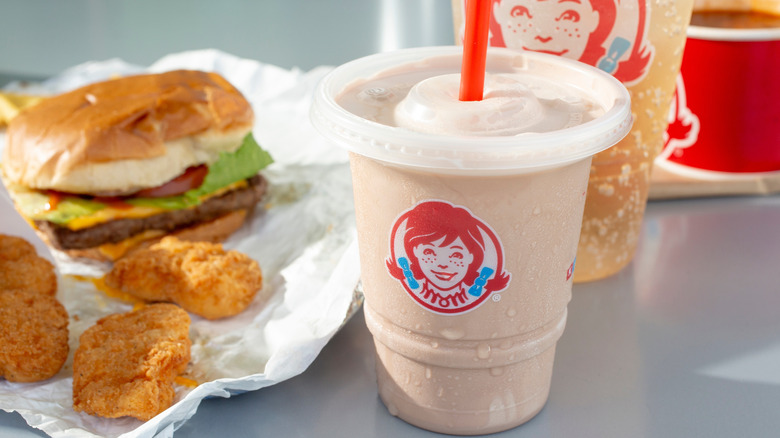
{"left": 386, "top": 200, "right": 511, "bottom": 315}
{"left": 457, "top": 0, "right": 654, "bottom": 85}
{"left": 660, "top": 74, "right": 700, "bottom": 161}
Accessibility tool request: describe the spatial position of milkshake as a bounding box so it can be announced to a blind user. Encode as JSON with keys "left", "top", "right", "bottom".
{"left": 311, "top": 46, "right": 631, "bottom": 434}
{"left": 453, "top": 0, "right": 696, "bottom": 281}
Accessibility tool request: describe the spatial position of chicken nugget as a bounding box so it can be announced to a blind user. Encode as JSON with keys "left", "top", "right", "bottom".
{"left": 72, "top": 303, "right": 191, "bottom": 421}
{"left": 0, "top": 234, "right": 57, "bottom": 296}
{"left": 105, "top": 237, "right": 263, "bottom": 320}
{"left": 0, "top": 289, "right": 69, "bottom": 382}
{"left": 0, "top": 234, "right": 37, "bottom": 260}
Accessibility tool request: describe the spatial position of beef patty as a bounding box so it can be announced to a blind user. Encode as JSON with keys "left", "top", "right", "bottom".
{"left": 36, "top": 175, "right": 267, "bottom": 250}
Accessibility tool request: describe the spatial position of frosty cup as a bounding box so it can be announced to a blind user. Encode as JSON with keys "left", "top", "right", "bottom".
{"left": 453, "top": 0, "right": 695, "bottom": 281}
{"left": 311, "top": 46, "right": 631, "bottom": 435}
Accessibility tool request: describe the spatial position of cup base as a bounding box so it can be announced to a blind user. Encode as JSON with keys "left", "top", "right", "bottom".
{"left": 573, "top": 254, "right": 633, "bottom": 283}
{"left": 378, "top": 389, "right": 548, "bottom": 436}
{"left": 373, "top": 341, "right": 556, "bottom": 435}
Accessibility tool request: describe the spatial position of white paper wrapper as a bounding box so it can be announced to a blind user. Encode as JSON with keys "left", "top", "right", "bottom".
{"left": 0, "top": 50, "right": 361, "bottom": 437}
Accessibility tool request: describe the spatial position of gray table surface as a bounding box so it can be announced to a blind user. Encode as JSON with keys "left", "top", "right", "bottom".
{"left": 2, "top": 1, "right": 779, "bottom": 436}
{"left": 3, "top": 195, "right": 780, "bottom": 437}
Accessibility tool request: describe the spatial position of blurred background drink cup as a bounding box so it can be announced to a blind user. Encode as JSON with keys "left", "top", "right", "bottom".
{"left": 659, "top": 2, "right": 780, "bottom": 175}
{"left": 311, "top": 46, "right": 631, "bottom": 434}
{"left": 454, "top": 0, "right": 696, "bottom": 281}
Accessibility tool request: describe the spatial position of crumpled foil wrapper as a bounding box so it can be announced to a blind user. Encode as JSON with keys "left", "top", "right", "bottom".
{"left": 0, "top": 49, "right": 361, "bottom": 438}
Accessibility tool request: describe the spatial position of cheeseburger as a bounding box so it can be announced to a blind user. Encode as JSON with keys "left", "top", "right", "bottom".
{"left": 1, "top": 70, "right": 273, "bottom": 261}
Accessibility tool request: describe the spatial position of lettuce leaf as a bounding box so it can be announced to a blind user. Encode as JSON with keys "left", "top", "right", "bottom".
{"left": 11, "top": 189, "right": 105, "bottom": 224}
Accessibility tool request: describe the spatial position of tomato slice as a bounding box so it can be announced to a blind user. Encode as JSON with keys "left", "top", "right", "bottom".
{"left": 134, "top": 165, "right": 209, "bottom": 198}
{"left": 46, "top": 191, "right": 64, "bottom": 211}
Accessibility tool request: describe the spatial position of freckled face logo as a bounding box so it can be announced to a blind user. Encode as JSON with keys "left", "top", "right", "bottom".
{"left": 386, "top": 200, "right": 511, "bottom": 315}
{"left": 481, "top": 0, "right": 654, "bottom": 85}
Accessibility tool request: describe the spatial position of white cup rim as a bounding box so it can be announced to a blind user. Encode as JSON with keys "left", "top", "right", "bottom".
{"left": 311, "top": 46, "right": 633, "bottom": 175}
{"left": 688, "top": 24, "right": 780, "bottom": 41}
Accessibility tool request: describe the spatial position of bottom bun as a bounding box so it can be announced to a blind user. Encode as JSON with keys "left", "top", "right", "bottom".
{"left": 55, "top": 209, "right": 250, "bottom": 262}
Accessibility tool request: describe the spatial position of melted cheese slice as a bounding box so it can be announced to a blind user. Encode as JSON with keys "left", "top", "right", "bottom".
{"left": 68, "top": 205, "right": 167, "bottom": 230}
{"left": 65, "top": 180, "right": 249, "bottom": 231}
{"left": 96, "top": 230, "right": 166, "bottom": 261}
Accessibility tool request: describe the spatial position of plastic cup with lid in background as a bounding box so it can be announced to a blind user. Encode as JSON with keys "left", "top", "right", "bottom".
{"left": 452, "top": 0, "right": 696, "bottom": 281}
{"left": 311, "top": 46, "right": 631, "bottom": 435}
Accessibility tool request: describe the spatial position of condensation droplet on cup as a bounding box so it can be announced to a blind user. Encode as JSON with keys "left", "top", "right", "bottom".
{"left": 440, "top": 327, "right": 466, "bottom": 340}
{"left": 387, "top": 402, "right": 399, "bottom": 416}
{"left": 598, "top": 183, "right": 615, "bottom": 196}
{"left": 532, "top": 206, "right": 541, "bottom": 215}
{"left": 490, "top": 367, "right": 505, "bottom": 377}
{"left": 425, "top": 367, "right": 432, "bottom": 379}
{"left": 359, "top": 86, "right": 393, "bottom": 102}
{"left": 507, "top": 307, "right": 517, "bottom": 317}
{"left": 619, "top": 163, "right": 632, "bottom": 185}
{"left": 499, "top": 339, "right": 513, "bottom": 350}
{"left": 477, "top": 344, "right": 491, "bottom": 359}
{"left": 437, "top": 387, "right": 445, "bottom": 398}
{"left": 431, "top": 341, "right": 439, "bottom": 349}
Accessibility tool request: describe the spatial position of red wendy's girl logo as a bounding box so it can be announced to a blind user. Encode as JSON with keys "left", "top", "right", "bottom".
{"left": 476, "top": 0, "right": 654, "bottom": 85}
{"left": 386, "top": 200, "right": 511, "bottom": 315}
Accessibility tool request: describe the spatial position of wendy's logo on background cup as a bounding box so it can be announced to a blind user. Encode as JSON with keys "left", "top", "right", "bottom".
{"left": 386, "top": 200, "right": 511, "bottom": 315}
{"left": 660, "top": 74, "right": 700, "bottom": 161}
{"left": 658, "top": 26, "right": 780, "bottom": 174}
{"left": 486, "top": 0, "right": 654, "bottom": 85}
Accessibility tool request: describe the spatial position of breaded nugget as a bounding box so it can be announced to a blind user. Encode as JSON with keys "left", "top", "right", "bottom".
{"left": 105, "top": 237, "right": 263, "bottom": 320}
{"left": 0, "top": 234, "right": 37, "bottom": 260}
{"left": 72, "top": 303, "right": 191, "bottom": 421}
{"left": 0, "top": 289, "right": 69, "bottom": 382}
{"left": 0, "top": 234, "right": 57, "bottom": 296}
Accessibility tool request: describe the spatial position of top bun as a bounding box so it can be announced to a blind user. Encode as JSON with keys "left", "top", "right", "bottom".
{"left": 2, "top": 70, "right": 254, "bottom": 195}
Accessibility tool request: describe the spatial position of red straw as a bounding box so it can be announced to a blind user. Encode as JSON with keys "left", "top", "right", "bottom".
{"left": 459, "top": 0, "right": 492, "bottom": 101}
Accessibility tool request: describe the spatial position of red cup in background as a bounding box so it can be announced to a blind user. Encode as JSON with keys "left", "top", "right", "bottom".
{"left": 660, "top": 24, "right": 780, "bottom": 175}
